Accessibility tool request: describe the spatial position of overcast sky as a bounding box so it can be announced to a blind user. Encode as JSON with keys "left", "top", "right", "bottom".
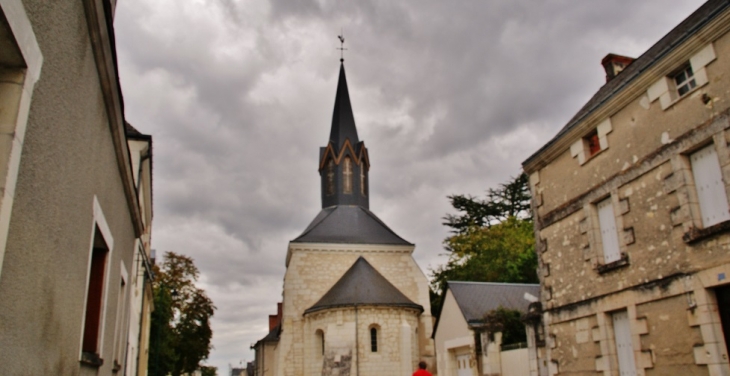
{"left": 113, "top": 0, "right": 706, "bottom": 372}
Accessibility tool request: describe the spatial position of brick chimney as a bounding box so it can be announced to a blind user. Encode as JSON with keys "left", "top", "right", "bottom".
{"left": 268, "top": 302, "right": 283, "bottom": 331}
{"left": 601, "top": 54, "right": 635, "bottom": 82}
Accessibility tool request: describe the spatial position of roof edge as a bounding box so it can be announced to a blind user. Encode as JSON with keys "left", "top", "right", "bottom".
{"left": 522, "top": 0, "right": 730, "bottom": 172}
{"left": 304, "top": 302, "right": 424, "bottom": 315}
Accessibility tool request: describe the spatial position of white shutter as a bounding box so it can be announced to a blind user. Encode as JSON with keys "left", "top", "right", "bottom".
{"left": 612, "top": 311, "right": 637, "bottom": 376}
{"left": 691, "top": 144, "right": 730, "bottom": 227}
{"left": 597, "top": 198, "right": 621, "bottom": 263}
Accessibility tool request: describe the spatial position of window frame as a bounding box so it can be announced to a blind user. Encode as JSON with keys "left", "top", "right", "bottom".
{"left": 369, "top": 325, "right": 379, "bottom": 353}
{"left": 80, "top": 196, "right": 115, "bottom": 366}
{"left": 596, "top": 197, "right": 622, "bottom": 264}
{"left": 689, "top": 143, "right": 730, "bottom": 228}
{"left": 673, "top": 64, "right": 697, "bottom": 97}
{"left": 343, "top": 157, "right": 353, "bottom": 194}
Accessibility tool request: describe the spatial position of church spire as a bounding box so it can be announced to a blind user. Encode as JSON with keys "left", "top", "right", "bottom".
{"left": 319, "top": 61, "right": 369, "bottom": 209}
{"left": 328, "top": 62, "right": 359, "bottom": 149}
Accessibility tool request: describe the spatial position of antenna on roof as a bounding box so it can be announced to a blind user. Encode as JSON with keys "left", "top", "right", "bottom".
{"left": 337, "top": 28, "right": 347, "bottom": 62}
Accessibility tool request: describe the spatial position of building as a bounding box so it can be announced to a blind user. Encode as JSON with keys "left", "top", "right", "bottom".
{"left": 0, "top": 0, "right": 153, "bottom": 374}
{"left": 434, "top": 281, "right": 540, "bottom": 376}
{"left": 251, "top": 303, "right": 282, "bottom": 376}
{"left": 125, "top": 123, "right": 155, "bottom": 376}
{"left": 522, "top": 0, "right": 730, "bottom": 375}
{"left": 253, "top": 59, "right": 436, "bottom": 376}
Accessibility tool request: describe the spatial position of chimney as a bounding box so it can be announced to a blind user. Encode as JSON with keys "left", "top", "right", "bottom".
{"left": 601, "top": 54, "right": 635, "bottom": 82}
{"left": 268, "top": 302, "right": 283, "bottom": 331}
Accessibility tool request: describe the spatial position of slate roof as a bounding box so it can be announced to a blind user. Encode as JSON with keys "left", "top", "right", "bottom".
{"left": 448, "top": 281, "right": 540, "bottom": 326}
{"left": 523, "top": 0, "right": 730, "bottom": 168}
{"left": 329, "top": 62, "right": 359, "bottom": 150}
{"left": 292, "top": 205, "right": 412, "bottom": 245}
{"left": 254, "top": 323, "right": 280, "bottom": 347}
{"left": 304, "top": 256, "right": 423, "bottom": 314}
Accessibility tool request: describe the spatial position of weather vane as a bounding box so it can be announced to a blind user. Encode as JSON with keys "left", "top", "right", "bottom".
{"left": 337, "top": 29, "right": 347, "bottom": 62}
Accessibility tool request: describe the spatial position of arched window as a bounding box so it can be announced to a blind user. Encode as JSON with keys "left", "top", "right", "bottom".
{"left": 326, "top": 160, "right": 335, "bottom": 196}
{"left": 360, "top": 164, "right": 367, "bottom": 196}
{"left": 316, "top": 329, "right": 325, "bottom": 355}
{"left": 343, "top": 157, "right": 353, "bottom": 194}
{"left": 370, "top": 327, "right": 378, "bottom": 352}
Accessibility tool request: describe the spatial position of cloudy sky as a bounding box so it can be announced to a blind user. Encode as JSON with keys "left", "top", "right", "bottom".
{"left": 113, "top": 0, "right": 706, "bottom": 371}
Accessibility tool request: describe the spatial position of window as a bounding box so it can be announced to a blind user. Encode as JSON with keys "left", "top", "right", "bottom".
{"left": 360, "top": 164, "right": 367, "bottom": 197}
{"left": 370, "top": 326, "right": 378, "bottom": 352}
{"left": 343, "top": 157, "right": 352, "bottom": 194}
{"left": 326, "top": 160, "right": 335, "bottom": 196}
{"left": 82, "top": 227, "right": 110, "bottom": 365}
{"left": 673, "top": 65, "right": 697, "bottom": 97}
{"left": 612, "top": 310, "right": 637, "bottom": 376}
{"left": 597, "top": 198, "right": 621, "bottom": 264}
{"left": 570, "top": 118, "right": 612, "bottom": 165}
{"left": 113, "top": 266, "right": 128, "bottom": 371}
{"left": 690, "top": 144, "right": 730, "bottom": 227}
{"left": 315, "top": 329, "right": 325, "bottom": 355}
{"left": 584, "top": 130, "right": 601, "bottom": 157}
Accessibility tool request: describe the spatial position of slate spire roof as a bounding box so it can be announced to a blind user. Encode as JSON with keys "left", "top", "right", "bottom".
{"left": 292, "top": 61, "right": 411, "bottom": 246}
{"left": 329, "top": 62, "right": 360, "bottom": 149}
{"left": 305, "top": 257, "right": 423, "bottom": 314}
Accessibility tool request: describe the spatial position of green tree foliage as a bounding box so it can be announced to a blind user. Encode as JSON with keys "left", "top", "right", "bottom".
{"left": 149, "top": 252, "right": 216, "bottom": 376}
{"left": 431, "top": 174, "right": 537, "bottom": 316}
{"left": 482, "top": 307, "right": 527, "bottom": 346}
{"left": 443, "top": 173, "right": 532, "bottom": 234}
{"left": 201, "top": 365, "right": 218, "bottom": 376}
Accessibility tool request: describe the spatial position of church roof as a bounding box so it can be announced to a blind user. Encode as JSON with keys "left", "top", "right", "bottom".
{"left": 304, "top": 256, "right": 423, "bottom": 315}
{"left": 447, "top": 281, "right": 540, "bottom": 326}
{"left": 328, "top": 62, "right": 359, "bottom": 150}
{"left": 293, "top": 205, "right": 411, "bottom": 245}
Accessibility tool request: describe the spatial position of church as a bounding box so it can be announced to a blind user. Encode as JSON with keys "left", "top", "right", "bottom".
{"left": 253, "top": 59, "right": 435, "bottom": 376}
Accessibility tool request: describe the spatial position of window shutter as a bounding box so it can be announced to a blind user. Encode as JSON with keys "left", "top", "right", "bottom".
{"left": 612, "top": 311, "right": 637, "bottom": 376}
{"left": 597, "top": 198, "right": 621, "bottom": 263}
{"left": 691, "top": 145, "right": 730, "bottom": 227}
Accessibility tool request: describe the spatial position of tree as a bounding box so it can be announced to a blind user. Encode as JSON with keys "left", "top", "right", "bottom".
{"left": 482, "top": 307, "right": 527, "bottom": 346}
{"left": 431, "top": 174, "right": 537, "bottom": 316}
{"left": 200, "top": 365, "right": 218, "bottom": 376}
{"left": 443, "top": 173, "right": 531, "bottom": 234}
{"left": 149, "top": 252, "right": 216, "bottom": 376}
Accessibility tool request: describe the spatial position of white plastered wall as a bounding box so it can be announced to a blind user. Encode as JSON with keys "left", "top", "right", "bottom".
{"left": 0, "top": 0, "right": 43, "bottom": 281}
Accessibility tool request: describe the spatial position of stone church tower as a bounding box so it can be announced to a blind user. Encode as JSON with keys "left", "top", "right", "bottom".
{"left": 274, "top": 61, "right": 435, "bottom": 376}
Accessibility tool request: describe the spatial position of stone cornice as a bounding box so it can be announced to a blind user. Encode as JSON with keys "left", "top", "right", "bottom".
{"left": 286, "top": 242, "right": 414, "bottom": 267}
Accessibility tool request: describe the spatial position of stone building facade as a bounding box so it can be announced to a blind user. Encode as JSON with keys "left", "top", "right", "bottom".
{"left": 254, "top": 61, "right": 435, "bottom": 376}
{"left": 0, "top": 1, "right": 154, "bottom": 375}
{"left": 522, "top": 1, "right": 730, "bottom": 375}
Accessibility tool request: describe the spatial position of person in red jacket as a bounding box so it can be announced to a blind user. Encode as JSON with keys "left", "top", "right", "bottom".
{"left": 413, "top": 361, "right": 432, "bottom": 376}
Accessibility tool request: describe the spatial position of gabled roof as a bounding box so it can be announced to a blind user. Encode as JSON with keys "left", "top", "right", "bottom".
{"left": 447, "top": 281, "right": 540, "bottom": 326}
{"left": 523, "top": 0, "right": 730, "bottom": 168}
{"left": 304, "top": 257, "right": 423, "bottom": 314}
{"left": 292, "top": 205, "right": 412, "bottom": 245}
{"left": 253, "top": 323, "right": 280, "bottom": 347}
{"left": 329, "top": 62, "right": 359, "bottom": 150}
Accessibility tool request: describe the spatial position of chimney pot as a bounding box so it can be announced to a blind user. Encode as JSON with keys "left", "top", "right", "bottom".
{"left": 601, "top": 54, "right": 635, "bottom": 82}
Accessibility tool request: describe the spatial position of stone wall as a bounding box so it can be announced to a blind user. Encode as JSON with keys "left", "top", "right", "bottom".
{"left": 278, "top": 244, "right": 435, "bottom": 376}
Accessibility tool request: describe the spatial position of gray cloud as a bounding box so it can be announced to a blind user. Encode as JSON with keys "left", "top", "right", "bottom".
{"left": 115, "top": 0, "right": 706, "bottom": 370}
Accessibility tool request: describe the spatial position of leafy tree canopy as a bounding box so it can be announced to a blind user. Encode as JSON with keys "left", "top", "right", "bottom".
{"left": 443, "top": 173, "right": 531, "bottom": 234}
{"left": 149, "top": 252, "right": 216, "bottom": 376}
{"left": 483, "top": 307, "right": 527, "bottom": 346}
{"left": 431, "top": 174, "right": 537, "bottom": 316}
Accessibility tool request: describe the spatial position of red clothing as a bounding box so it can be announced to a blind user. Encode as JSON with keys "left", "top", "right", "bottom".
{"left": 413, "top": 369, "right": 432, "bottom": 376}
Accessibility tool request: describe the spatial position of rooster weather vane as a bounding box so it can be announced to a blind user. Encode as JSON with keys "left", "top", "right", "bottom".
{"left": 337, "top": 30, "right": 347, "bottom": 62}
